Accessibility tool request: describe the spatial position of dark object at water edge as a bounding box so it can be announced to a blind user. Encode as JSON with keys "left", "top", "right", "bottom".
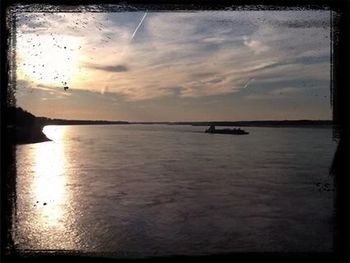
{"left": 7, "top": 125, "right": 51, "bottom": 144}
{"left": 205, "top": 125, "right": 249, "bottom": 135}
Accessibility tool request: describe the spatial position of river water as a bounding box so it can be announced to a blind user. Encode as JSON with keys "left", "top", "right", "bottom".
{"left": 14, "top": 125, "right": 336, "bottom": 257}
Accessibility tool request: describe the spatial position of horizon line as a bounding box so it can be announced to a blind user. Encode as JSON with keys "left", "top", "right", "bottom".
{"left": 41, "top": 117, "right": 333, "bottom": 123}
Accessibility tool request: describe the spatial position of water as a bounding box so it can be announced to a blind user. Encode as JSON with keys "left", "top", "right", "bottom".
{"left": 14, "top": 125, "right": 337, "bottom": 257}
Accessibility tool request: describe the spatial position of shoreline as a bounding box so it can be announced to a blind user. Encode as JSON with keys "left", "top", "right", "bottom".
{"left": 7, "top": 107, "right": 335, "bottom": 145}
{"left": 7, "top": 125, "right": 51, "bottom": 145}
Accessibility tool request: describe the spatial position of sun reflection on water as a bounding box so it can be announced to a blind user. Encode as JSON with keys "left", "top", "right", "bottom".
{"left": 43, "top": 125, "right": 66, "bottom": 142}
{"left": 33, "top": 141, "right": 65, "bottom": 226}
{"left": 24, "top": 126, "right": 78, "bottom": 249}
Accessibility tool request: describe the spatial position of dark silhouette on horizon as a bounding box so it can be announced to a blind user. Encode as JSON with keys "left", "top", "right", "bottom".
{"left": 7, "top": 107, "right": 333, "bottom": 144}
{"left": 6, "top": 107, "right": 129, "bottom": 144}
{"left": 205, "top": 125, "right": 249, "bottom": 135}
{"left": 7, "top": 107, "right": 50, "bottom": 144}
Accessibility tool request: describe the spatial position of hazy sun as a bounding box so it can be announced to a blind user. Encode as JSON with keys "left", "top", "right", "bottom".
{"left": 17, "top": 33, "right": 82, "bottom": 87}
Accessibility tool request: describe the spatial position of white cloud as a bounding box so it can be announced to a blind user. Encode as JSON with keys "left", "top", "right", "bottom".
{"left": 15, "top": 10, "right": 330, "bottom": 102}
{"left": 243, "top": 36, "right": 269, "bottom": 54}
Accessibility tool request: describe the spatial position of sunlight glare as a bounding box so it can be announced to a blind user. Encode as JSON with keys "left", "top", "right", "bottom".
{"left": 17, "top": 34, "right": 81, "bottom": 87}
{"left": 32, "top": 126, "right": 67, "bottom": 227}
{"left": 43, "top": 125, "right": 66, "bottom": 142}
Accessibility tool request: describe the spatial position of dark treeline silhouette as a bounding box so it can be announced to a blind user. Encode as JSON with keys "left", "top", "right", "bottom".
{"left": 7, "top": 107, "right": 333, "bottom": 144}
{"left": 7, "top": 107, "right": 129, "bottom": 144}
{"left": 133, "top": 120, "right": 333, "bottom": 127}
{"left": 8, "top": 107, "right": 129, "bottom": 126}
{"left": 190, "top": 120, "right": 333, "bottom": 127}
{"left": 7, "top": 107, "right": 50, "bottom": 144}
{"left": 7, "top": 106, "right": 46, "bottom": 127}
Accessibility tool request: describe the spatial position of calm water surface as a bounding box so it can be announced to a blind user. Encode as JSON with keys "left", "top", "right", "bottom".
{"left": 14, "top": 125, "right": 337, "bottom": 257}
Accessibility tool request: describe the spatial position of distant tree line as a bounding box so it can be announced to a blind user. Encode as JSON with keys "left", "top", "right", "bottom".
{"left": 189, "top": 120, "right": 333, "bottom": 127}
{"left": 6, "top": 107, "right": 129, "bottom": 144}
{"left": 7, "top": 107, "right": 129, "bottom": 127}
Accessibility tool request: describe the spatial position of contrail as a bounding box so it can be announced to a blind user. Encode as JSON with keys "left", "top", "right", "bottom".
{"left": 130, "top": 12, "right": 148, "bottom": 41}
{"left": 243, "top": 78, "right": 255, "bottom": 89}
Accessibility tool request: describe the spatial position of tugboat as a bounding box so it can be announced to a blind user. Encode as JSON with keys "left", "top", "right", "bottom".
{"left": 205, "top": 125, "right": 249, "bottom": 135}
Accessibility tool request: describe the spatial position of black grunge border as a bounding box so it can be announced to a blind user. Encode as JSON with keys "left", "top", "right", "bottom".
{"left": 1, "top": 1, "right": 348, "bottom": 262}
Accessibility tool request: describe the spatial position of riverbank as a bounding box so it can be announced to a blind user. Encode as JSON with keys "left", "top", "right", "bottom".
{"left": 6, "top": 107, "right": 334, "bottom": 144}
{"left": 6, "top": 107, "right": 128, "bottom": 145}
{"left": 7, "top": 125, "right": 51, "bottom": 145}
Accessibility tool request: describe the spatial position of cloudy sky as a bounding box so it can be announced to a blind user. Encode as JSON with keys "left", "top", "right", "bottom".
{"left": 14, "top": 9, "right": 331, "bottom": 121}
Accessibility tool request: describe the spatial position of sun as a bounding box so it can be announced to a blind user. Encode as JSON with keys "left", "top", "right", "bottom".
{"left": 16, "top": 33, "right": 82, "bottom": 87}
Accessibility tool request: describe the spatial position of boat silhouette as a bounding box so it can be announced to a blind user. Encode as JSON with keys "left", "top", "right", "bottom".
{"left": 205, "top": 125, "right": 249, "bottom": 135}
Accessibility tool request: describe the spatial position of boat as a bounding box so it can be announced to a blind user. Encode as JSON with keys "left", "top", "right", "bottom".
{"left": 205, "top": 125, "right": 249, "bottom": 135}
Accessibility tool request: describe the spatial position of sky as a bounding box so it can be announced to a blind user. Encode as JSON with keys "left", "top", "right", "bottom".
{"left": 13, "top": 9, "right": 332, "bottom": 121}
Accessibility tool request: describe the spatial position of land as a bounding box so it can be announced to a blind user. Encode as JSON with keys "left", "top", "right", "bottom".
{"left": 132, "top": 120, "right": 333, "bottom": 127}
{"left": 7, "top": 107, "right": 50, "bottom": 144}
{"left": 7, "top": 107, "right": 129, "bottom": 144}
{"left": 7, "top": 107, "right": 333, "bottom": 144}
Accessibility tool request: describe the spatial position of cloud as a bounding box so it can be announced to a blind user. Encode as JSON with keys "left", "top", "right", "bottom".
{"left": 243, "top": 36, "right": 269, "bottom": 54}
{"left": 15, "top": 79, "right": 71, "bottom": 97}
{"left": 242, "top": 78, "right": 255, "bottom": 89}
{"left": 246, "top": 87, "right": 300, "bottom": 100}
{"left": 15, "top": 10, "right": 330, "bottom": 103}
{"left": 158, "top": 86, "right": 186, "bottom": 97}
{"left": 271, "top": 18, "right": 330, "bottom": 29}
{"left": 84, "top": 63, "right": 128, "bottom": 72}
